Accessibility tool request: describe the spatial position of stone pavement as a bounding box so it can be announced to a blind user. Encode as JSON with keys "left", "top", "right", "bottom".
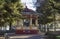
{"left": 8, "top": 33, "right": 46, "bottom": 39}
{"left": 1, "top": 31, "right": 58, "bottom": 39}
{"left": 0, "top": 37, "right": 5, "bottom": 39}
{"left": 0, "top": 32, "right": 46, "bottom": 39}
{"left": 0, "top": 34, "right": 46, "bottom": 39}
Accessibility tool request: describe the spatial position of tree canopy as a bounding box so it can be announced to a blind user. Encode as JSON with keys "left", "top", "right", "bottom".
{"left": 0, "top": 0, "right": 23, "bottom": 27}
{"left": 37, "top": 0, "right": 60, "bottom": 24}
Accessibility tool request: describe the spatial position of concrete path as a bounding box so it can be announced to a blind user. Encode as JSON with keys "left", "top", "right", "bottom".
{"left": 8, "top": 34, "right": 46, "bottom": 39}
{"left": 0, "top": 37, "right": 5, "bottom": 39}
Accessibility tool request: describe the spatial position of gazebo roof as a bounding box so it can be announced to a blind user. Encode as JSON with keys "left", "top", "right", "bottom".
{"left": 22, "top": 6, "right": 35, "bottom": 12}
{"left": 21, "top": 6, "right": 38, "bottom": 14}
{"left": 21, "top": 6, "right": 43, "bottom": 16}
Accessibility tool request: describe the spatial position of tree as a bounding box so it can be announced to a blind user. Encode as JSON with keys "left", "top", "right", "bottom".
{"left": 0, "top": 0, "right": 23, "bottom": 30}
{"left": 0, "top": 0, "right": 6, "bottom": 26}
{"left": 36, "top": 0, "right": 60, "bottom": 24}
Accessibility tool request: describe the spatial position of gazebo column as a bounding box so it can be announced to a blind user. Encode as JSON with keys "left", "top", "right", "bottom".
{"left": 17, "top": 20, "right": 20, "bottom": 26}
{"left": 16, "top": 20, "right": 20, "bottom": 30}
{"left": 30, "top": 15, "right": 32, "bottom": 30}
{"left": 20, "top": 19, "right": 24, "bottom": 30}
{"left": 16, "top": 19, "right": 23, "bottom": 30}
{"left": 35, "top": 16, "right": 38, "bottom": 26}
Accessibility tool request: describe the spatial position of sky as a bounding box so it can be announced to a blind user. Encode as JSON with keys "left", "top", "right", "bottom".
{"left": 21, "top": 0, "right": 37, "bottom": 11}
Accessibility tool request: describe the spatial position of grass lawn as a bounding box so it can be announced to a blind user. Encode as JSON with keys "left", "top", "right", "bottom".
{"left": 56, "top": 36, "right": 60, "bottom": 39}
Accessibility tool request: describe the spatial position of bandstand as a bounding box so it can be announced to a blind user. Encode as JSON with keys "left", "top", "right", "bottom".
{"left": 16, "top": 6, "right": 40, "bottom": 34}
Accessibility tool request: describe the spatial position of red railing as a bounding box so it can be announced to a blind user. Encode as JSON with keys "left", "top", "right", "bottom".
{"left": 15, "top": 30, "right": 39, "bottom": 34}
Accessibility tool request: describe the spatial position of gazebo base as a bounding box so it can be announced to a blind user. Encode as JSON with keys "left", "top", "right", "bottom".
{"left": 15, "top": 29, "right": 39, "bottom": 34}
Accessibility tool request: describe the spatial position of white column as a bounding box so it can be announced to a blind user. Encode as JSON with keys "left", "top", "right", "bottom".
{"left": 35, "top": 16, "right": 38, "bottom": 26}
{"left": 20, "top": 19, "right": 23, "bottom": 30}
{"left": 16, "top": 19, "right": 24, "bottom": 30}
{"left": 17, "top": 20, "right": 20, "bottom": 26}
{"left": 16, "top": 20, "right": 20, "bottom": 29}
{"left": 30, "top": 15, "right": 32, "bottom": 30}
{"left": 20, "top": 19, "right": 23, "bottom": 26}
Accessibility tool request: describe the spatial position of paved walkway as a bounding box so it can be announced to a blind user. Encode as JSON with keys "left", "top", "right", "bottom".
{"left": 0, "top": 32, "right": 46, "bottom": 39}
{"left": 0, "top": 34, "right": 46, "bottom": 39}
{"left": 0, "top": 37, "right": 5, "bottom": 39}
{"left": 7, "top": 33, "right": 46, "bottom": 39}
{"left": 9, "top": 35, "right": 45, "bottom": 39}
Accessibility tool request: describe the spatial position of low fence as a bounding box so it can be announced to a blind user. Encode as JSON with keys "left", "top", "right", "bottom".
{"left": 39, "top": 23, "right": 60, "bottom": 32}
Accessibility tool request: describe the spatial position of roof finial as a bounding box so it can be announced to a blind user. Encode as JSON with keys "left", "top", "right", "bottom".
{"left": 24, "top": 2, "right": 28, "bottom": 8}
{"left": 26, "top": 6, "right": 28, "bottom": 8}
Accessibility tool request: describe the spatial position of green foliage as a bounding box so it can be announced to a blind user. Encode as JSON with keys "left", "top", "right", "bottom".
{"left": 0, "top": 0, "right": 23, "bottom": 27}
{"left": 37, "top": 0, "right": 60, "bottom": 24}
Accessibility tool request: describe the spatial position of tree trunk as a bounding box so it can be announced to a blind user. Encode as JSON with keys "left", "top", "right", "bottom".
{"left": 9, "top": 21, "right": 12, "bottom": 30}
{"left": 9, "top": 18, "right": 12, "bottom": 30}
